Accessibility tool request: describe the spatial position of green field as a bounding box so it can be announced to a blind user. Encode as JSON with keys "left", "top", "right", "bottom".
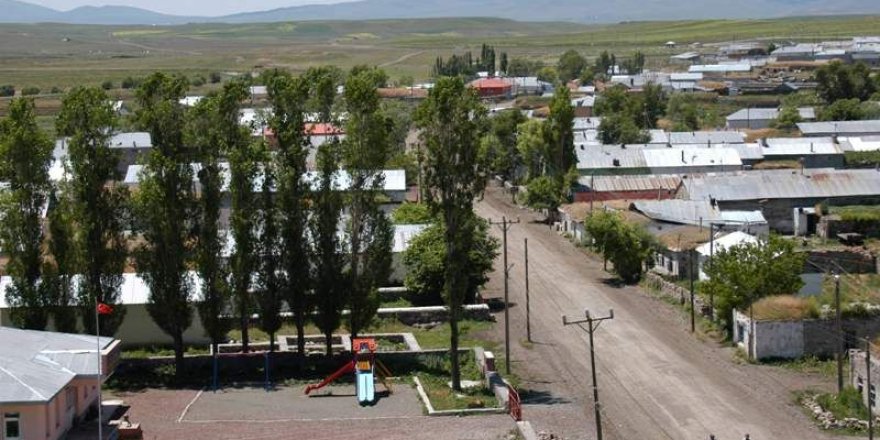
{"left": 1, "top": 15, "right": 879, "bottom": 91}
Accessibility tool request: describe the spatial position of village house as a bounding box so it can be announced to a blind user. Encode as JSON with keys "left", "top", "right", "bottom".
{"left": 468, "top": 78, "right": 513, "bottom": 99}
{"left": 0, "top": 327, "right": 120, "bottom": 440}
{"left": 725, "top": 107, "right": 816, "bottom": 130}
{"left": 798, "top": 120, "right": 880, "bottom": 138}
{"left": 573, "top": 174, "right": 681, "bottom": 203}
{"left": 758, "top": 137, "right": 845, "bottom": 168}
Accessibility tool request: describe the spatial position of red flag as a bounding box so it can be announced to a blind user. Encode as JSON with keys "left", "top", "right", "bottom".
{"left": 97, "top": 302, "right": 114, "bottom": 315}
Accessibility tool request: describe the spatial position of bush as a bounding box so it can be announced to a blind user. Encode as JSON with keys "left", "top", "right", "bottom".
{"left": 21, "top": 87, "right": 40, "bottom": 96}
{"left": 191, "top": 76, "right": 206, "bottom": 87}
{"left": 816, "top": 388, "right": 870, "bottom": 421}
{"left": 121, "top": 76, "right": 138, "bottom": 89}
{"left": 101, "top": 80, "right": 114, "bottom": 90}
{"left": 392, "top": 202, "right": 432, "bottom": 224}
{"left": 0, "top": 85, "right": 15, "bottom": 97}
{"left": 50, "top": 86, "right": 62, "bottom": 94}
{"left": 209, "top": 72, "right": 222, "bottom": 84}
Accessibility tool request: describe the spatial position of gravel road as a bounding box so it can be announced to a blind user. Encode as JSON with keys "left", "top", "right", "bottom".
{"left": 475, "top": 185, "right": 833, "bottom": 440}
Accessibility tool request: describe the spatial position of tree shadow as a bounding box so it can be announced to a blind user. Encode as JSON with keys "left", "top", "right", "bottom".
{"left": 485, "top": 298, "right": 519, "bottom": 312}
{"left": 600, "top": 277, "right": 626, "bottom": 289}
{"left": 519, "top": 388, "right": 572, "bottom": 405}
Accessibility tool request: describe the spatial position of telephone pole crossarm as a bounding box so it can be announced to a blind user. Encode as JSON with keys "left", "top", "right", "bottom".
{"left": 562, "top": 309, "right": 614, "bottom": 440}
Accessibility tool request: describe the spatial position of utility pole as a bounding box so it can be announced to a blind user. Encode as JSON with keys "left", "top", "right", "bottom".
{"left": 690, "top": 249, "right": 696, "bottom": 333}
{"left": 490, "top": 216, "right": 520, "bottom": 375}
{"left": 835, "top": 273, "right": 844, "bottom": 394}
{"left": 525, "top": 237, "right": 532, "bottom": 343}
{"left": 563, "top": 309, "right": 614, "bottom": 440}
{"left": 867, "top": 338, "right": 874, "bottom": 440}
{"left": 708, "top": 222, "right": 720, "bottom": 318}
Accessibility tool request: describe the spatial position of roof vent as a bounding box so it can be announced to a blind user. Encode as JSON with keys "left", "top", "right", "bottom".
{"left": 613, "top": 158, "right": 621, "bottom": 167}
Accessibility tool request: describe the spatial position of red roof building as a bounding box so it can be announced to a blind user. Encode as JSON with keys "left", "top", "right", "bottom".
{"left": 469, "top": 78, "right": 513, "bottom": 99}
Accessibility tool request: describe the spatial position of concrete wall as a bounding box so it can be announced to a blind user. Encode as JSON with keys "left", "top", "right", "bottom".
{"left": 735, "top": 311, "right": 880, "bottom": 360}
{"left": 850, "top": 349, "right": 880, "bottom": 416}
{"left": 0, "top": 304, "right": 211, "bottom": 346}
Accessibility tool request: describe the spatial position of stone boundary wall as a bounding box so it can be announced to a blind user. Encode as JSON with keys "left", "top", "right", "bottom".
{"left": 643, "top": 272, "right": 710, "bottom": 317}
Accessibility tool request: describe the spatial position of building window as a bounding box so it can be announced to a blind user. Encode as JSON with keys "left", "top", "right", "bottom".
{"left": 4, "top": 413, "right": 21, "bottom": 440}
{"left": 858, "top": 376, "right": 864, "bottom": 394}
{"left": 737, "top": 324, "right": 746, "bottom": 343}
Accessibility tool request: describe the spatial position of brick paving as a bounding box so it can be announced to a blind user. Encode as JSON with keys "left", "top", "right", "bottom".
{"left": 109, "top": 386, "right": 518, "bottom": 440}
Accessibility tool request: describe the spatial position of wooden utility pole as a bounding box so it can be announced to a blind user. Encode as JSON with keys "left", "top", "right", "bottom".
{"left": 868, "top": 338, "right": 874, "bottom": 440}
{"left": 835, "top": 273, "right": 844, "bottom": 394}
{"left": 690, "top": 249, "right": 696, "bottom": 333}
{"left": 490, "top": 216, "right": 520, "bottom": 375}
{"left": 563, "top": 309, "right": 614, "bottom": 440}
{"left": 525, "top": 237, "right": 532, "bottom": 343}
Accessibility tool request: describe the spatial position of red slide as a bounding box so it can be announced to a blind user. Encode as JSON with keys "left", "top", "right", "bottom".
{"left": 304, "top": 361, "right": 355, "bottom": 395}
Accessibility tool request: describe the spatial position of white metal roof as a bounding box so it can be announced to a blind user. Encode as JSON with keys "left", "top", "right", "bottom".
{"left": 695, "top": 231, "right": 760, "bottom": 256}
{"left": 669, "top": 131, "right": 745, "bottom": 145}
{"left": 644, "top": 148, "right": 742, "bottom": 168}
{"left": 683, "top": 169, "right": 880, "bottom": 201}
{"left": 670, "top": 73, "right": 703, "bottom": 81}
{"left": 726, "top": 107, "right": 815, "bottom": 122}
{"left": 108, "top": 132, "right": 152, "bottom": 149}
{"left": 688, "top": 64, "right": 751, "bottom": 73}
{"left": 798, "top": 120, "right": 880, "bottom": 136}
{"left": 839, "top": 136, "right": 880, "bottom": 152}
{"left": 393, "top": 224, "right": 429, "bottom": 253}
{"left": 761, "top": 137, "right": 841, "bottom": 156}
{"left": 0, "top": 328, "right": 115, "bottom": 404}
{"left": 573, "top": 117, "right": 602, "bottom": 131}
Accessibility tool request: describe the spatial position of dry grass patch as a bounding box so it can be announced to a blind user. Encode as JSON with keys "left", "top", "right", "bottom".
{"left": 751, "top": 295, "right": 818, "bottom": 320}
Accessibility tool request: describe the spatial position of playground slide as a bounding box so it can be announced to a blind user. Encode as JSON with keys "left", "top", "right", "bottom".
{"left": 356, "top": 370, "right": 375, "bottom": 404}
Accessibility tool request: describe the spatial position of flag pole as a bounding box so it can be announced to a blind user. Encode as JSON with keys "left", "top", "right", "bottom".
{"left": 95, "top": 300, "right": 103, "bottom": 440}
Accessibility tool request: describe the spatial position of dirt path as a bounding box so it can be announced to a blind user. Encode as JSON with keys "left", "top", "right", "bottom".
{"left": 475, "top": 185, "right": 833, "bottom": 440}
{"left": 379, "top": 50, "right": 425, "bottom": 67}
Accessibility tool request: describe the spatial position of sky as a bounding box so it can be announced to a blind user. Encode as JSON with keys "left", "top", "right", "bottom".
{"left": 23, "top": 0, "right": 350, "bottom": 16}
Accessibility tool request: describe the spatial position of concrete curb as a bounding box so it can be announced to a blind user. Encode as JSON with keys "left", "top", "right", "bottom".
{"left": 412, "top": 376, "right": 507, "bottom": 417}
{"left": 516, "top": 421, "right": 539, "bottom": 440}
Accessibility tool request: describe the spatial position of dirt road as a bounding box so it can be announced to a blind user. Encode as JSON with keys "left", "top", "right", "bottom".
{"left": 475, "top": 186, "right": 831, "bottom": 440}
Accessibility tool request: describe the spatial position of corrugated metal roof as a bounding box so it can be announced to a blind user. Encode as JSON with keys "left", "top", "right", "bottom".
{"left": 761, "top": 137, "right": 841, "bottom": 156}
{"left": 683, "top": 169, "right": 880, "bottom": 201}
{"left": 644, "top": 148, "right": 742, "bottom": 168}
{"left": 670, "top": 72, "right": 703, "bottom": 81}
{"left": 573, "top": 117, "right": 601, "bottom": 131}
{"left": 798, "top": 120, "right": 880, "bottom": 136}
{"left": 726, "top": 107, "right": 815, "bottom": 122}
{"left": 579, "top": 174, "right": 681, "bottom": 192}
{"left": 0, "top": 328, "right": 115, "bottom": 404}
{"left": 839, "top": 136, "right": 880, "bottom": 152}
{"left": 633, "top": 199, "right": 765, "bottom": 226}
{"left": 576, "top": 145, "right": 647, "bottom": 170}
{"left": 669, "top": 131, "right": 745, "bottom": 145}
{"left": 393, "top": 224, "right": 429, "bottom": 253}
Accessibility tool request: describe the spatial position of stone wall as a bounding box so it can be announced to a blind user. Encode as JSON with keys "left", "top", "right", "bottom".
{"left": 805, "top": 249, "right": 877, "bottom": 274}
{"left": 643, "top": 272, "right": 709, "bottom": 316}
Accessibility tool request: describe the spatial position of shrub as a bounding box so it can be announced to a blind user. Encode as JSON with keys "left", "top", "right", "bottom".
{"left": 209, "top": 72, "right": 222, "bottom": 84}
{"left": 0, "top": 85, "right": 15, "bottom": 97}
{"left": 816, "top": 388, "right": 870, "bottom": 421}
{"left": 101, "top": 80, "right": 114, "bottom": 90}
{"left": 21, "top": 87, "right": 40, "bottom": 96}
{"left": 50, "top": 86, "right": 62, "bottom": 94}
{"left": 191, "top": 76, "right": 206, "bottom": 87}
{"left": 121, "top": 76, "right": 138, "bottom": 89}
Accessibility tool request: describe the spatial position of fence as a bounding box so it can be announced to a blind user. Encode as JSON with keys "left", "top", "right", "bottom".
{"left": 507, "top": 382, "right": 522, "bottom": 422}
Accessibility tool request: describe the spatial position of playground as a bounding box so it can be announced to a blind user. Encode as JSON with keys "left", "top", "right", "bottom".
{"left": 181, "top": 384, "right": 423, "bottom": 422}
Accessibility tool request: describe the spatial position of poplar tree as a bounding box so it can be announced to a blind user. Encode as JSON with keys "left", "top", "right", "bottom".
{"left": 56, "top": 86, "right": 128, "bottom": 336}
{"left": 224, "top": 81, "right": 261, "bottom": 353}
{"left": 256, "top": 145, "right": 283, "bottom": 352}
{"left": 187, "top": 93, "right": 229, "bottom": 354}
{"left": 342, "top": 68, "right": 394, "bottom": 338}
{"left": 415, "top": 77, "right": 489, "bottom": 391}
{"left": 311, "top": 141, "right": 346, "bottom": 356}
{"left": 267, "top": 74, "right": 312, "bottom": 358}
{"left": 0, "top": 98, "right": 53, "bottom": 330}
{"left": 133, "top": 73, "right": 195, "bottom": 372}
{"left": 45, "top": 190, "right": 78, "bottom": 333}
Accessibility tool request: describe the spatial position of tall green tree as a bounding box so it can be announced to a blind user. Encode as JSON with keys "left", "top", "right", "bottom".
{"left": 584, "top": 211, "right": 655, "bottom": 283}
{"left": 819, "top": 98, "right": 866, "bottom": 122}
{"left": 224, "top": 81, "right": 262, "bottom": 353}
{"left": 666, "top": 94, "right": 701, "bottom": 131}
{"left": 641, "top": 83, "right": 667, "bottom": 130}
{"left": 256, "top": 145, "right": 284, "bottom": 352}
{"left": 815, "top": 61, "right": 877, "bottom": 104}
{"left": 516, "top": 119, "right": 548, "bottom": 181}
{"left": 310, "top": 141, "right": 347, "bottom": 356}
{"left": 57, "top": 87, "right": 129, "bottom": 336}
{"left": 268, "top": 73, "right": 313, "bottom": 358}
{"left": 415, "top": 76, "right": 489, "bottom": 391}
{"left": 132, "top": 73, "right": 195, "bottom": 372}
{"left": 305, "top": 66, "right": 342, "bottom": 123}
{"left": 701, "top": 236, "right": 806, "bottom": 332}
{"left": 0, "top": 98, "right": 54, "bottom": 330}
{"left": 544, "top": 85, "right": 576, "bottom": 179}
{"left": 403, "top": 219, "right": 499, "bottom": 306}
{"left": 187, "top": 92, "right": 230, "bottom": 354}
{"left": 557, "top": 50, "right": 587, "bottom": 83}
{"left": 45, "top": 190, "right": 78, "bottom": 332}
{"left": 269, "top": 76, "right": 313, "bottom": 359}
{"left": 342, "top": 67, "right": 394, "bottom": 338}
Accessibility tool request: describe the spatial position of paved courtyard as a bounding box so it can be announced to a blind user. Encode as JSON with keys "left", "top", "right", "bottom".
{"left": 110, "top": 385, "right": 518, "bottom": 439}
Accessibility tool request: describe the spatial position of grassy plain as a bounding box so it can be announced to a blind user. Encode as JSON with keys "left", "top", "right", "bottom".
{"left": 1, "top": 15, "right": 880, "bottom": 95}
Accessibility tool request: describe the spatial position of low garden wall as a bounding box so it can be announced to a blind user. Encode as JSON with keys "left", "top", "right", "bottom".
{"left": 643, "top": 272, "right": 710, "bottom": 317}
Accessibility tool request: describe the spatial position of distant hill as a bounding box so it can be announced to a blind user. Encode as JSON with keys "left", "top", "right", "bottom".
{"left": 1, "top": 0, "right": 879, "bottom": 25}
